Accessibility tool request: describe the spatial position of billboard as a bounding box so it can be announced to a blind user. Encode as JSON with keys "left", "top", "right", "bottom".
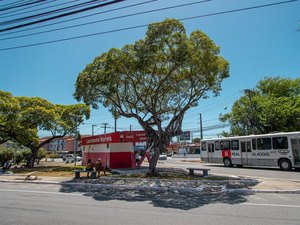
{"left": 179, "top": 131, "right": 190, "bottom": 141}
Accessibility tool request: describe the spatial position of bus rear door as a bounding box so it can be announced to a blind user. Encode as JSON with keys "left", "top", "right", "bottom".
{"left": 207, "top": 142, "right": 214, "bottom": 163}
{"left": 241, "top": 141, "right": 251, "bottom": 164}
{"left": 291, "top": 139, "right": 300, "bottom": 165}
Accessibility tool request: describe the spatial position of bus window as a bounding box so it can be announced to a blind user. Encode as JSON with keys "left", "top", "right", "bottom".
{"left": 215, "top": 141, "right": 220, "bottom": 151}
{"left": 231, "top": 140, "right": 239, "bottom": 150}
{"left": 257, "top": 138, "right": 271, "bottom": 150}
{"left": 220, "top": 140, "right": 230, "bottom": 150}
{"left": 272, "top": 137, "right": 288, "bottom": 149}
{"left": 201, "top": 142, "right": 207, "bottom": 151}
{"left": 252, "top": 139, "right": 257, "bottom": 150}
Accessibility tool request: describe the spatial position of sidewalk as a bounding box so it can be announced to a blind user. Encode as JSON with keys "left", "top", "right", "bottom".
{"left": 1, "top": 172, "right": 300, "bottom": 194}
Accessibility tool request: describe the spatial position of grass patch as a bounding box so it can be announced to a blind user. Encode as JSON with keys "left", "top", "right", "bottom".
{"left": 10, "top": 163, "right": 85, "bottom": 177}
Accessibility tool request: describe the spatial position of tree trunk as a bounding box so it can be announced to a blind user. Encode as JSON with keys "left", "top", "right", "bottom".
{"left": 147, "top": 135, "right": 168, "bottom": 175}
{"left": 148, "top": 146, "right": 160, "bottom": 175}
{"left": 26, "top": 147, "right": 38, "bottom": 168}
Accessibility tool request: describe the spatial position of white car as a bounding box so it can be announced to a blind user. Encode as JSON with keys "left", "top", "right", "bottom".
{"left": 62, "top": 154, "right": 82, "bottom": 163}
{"left": 159, "top": 154, "right": 167, "bottom": 160}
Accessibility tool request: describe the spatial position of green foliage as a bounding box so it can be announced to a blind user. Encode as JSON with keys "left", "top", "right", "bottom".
{"left": 220, "top": 76, "right": 300, "bottom": 135}
{"left": 15, "top": 152, "right": 24, "bottom": 165}
{"left": 37, "top": 148, "right": 47, "bottom": 160}
{"left": 47, "top": 152, "right": 58, "bottom": 159}
{"left": 192, "top": 138, "right": 201, "bottom": 143}
{"left": 75, "top": 19, "right": 229, "bottom": 123}
{"left": 21, "top": 149, "right": 32, "bottom": 163}
{"left": 0, "top": 90, "right": 90, "bottom": 167}
{"left": 0, "top": 147, "right": 14, "bottom": 166}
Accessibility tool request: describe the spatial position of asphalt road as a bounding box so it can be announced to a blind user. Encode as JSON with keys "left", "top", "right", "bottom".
{"left": 160, "top": 158, "right": 300, "bottom": 181}
{"left": 0, "top": 182, "right": 300, "bottom": 225}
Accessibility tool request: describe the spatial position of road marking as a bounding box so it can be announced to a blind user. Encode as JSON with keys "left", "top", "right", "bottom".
{"left": 242, "top": 203, "right": 300, "bottom": 208}
{"left": 0, "top": 188, "right": 83, "bottom": 196}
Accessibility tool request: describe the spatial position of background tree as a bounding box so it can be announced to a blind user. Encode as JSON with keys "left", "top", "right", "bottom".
{"left": 220, "top": 76, "right": 300, "bottom": 135}
{"left": 192, "top": 138, "right": 201, "bottom": 143}
{"left": 0, "top": 90, "right": 90, "bottom": 167}
{"left": 36, "top": 148, "right": 47, "bottom": 165}
{"left": 0, "top": 147, "right": 14, "bottom": 166}
{"left": 74, "top": 19, "right": 229, "bottom": 174}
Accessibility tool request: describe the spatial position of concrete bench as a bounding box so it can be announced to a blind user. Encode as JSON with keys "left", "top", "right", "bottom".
{"left": 73, "top": 170, "right": 97, "bottom": 179}
{"left": 186, "top": 168, "right": 210, "bottom": 177}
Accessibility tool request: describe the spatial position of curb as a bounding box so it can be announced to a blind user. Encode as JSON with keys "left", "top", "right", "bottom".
{"left": 1, "top": 178, "right": 300, "bottom": 194}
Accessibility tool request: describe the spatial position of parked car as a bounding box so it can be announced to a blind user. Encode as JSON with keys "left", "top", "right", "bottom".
{"left": 159, "top": 154, "right": 167, "bottom": 160}
{"left": 62, "top": 154, "right": 82, "bottom": 163}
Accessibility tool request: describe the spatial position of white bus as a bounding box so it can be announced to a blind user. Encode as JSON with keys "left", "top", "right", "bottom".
{"left": 200, "top": 131, "right": 300, "bottom": 170}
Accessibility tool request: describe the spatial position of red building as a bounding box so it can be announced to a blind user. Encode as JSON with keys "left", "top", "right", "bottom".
{"left": 81, "top": 131, "right": 148, "bottom": 169}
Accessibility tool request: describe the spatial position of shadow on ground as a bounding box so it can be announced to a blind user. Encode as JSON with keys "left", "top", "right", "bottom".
{"left": 59, "top": 177, "right": 258, "bottom": 210}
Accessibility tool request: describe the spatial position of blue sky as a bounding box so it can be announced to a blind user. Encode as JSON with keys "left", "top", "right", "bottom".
{"left": 0, "top": 0, "right": 299, "bottom": 138}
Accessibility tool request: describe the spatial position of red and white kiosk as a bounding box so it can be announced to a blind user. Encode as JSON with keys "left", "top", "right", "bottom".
{"left": 80, "top": 131, "right": 149, "bottom": 169}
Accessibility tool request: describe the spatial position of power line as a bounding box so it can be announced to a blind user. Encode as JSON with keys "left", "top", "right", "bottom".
{"left": 0, "top": 0, "right": 158, "bottom": 37}
{"left": 0, "top": 0, "right": 46, "bottom": 13}
{"left": 0, "top": 0, "right": 211, "bottom": 41}
{"left": 0, "top": 0, "right": 109, "bottom": 27}
{"left": 0, "top": 0, "right": 123, "bottom": 32}
{"left": 0, "top": 0, "right": 298, "bottom": 51}
{"left": 184, "top": 92, "right": 242, "bottom": 119}
{"left": 0, "top": 1, "right": 33, "bottom": 11}
{"left": 0, "top": 0, "right": 78, "bottom": 18}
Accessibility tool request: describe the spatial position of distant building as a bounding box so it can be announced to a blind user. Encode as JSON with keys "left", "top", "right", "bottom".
{"left": 0, "top": 140, "right": 28, "bottom": 151}
{"left": 40, "top": 135, "right": 90, "bottom": 153}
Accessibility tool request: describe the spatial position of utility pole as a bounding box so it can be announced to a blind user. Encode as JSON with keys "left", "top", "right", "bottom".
{"left": 130, "top": 125, "right": 132, "bottom": 131}
{"left": 114, "top": 118, "right": 117, "bottom": 132}
{"left": 92, "top": 125, "right": 97, "bottom": 136}
{"left": 199, "top": 113, "right": 203, "bottom": 140}
{"left": 101, "top": 123, "right": 110, "bottom": 134}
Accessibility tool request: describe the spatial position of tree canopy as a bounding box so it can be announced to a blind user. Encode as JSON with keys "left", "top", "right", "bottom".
{"left": 0, "top": 90, "right": 90, "bottom": 167}
{"left": 74, "top": 19, "right": 229, "bottom": 174}
{"left": 220, "top": 76, "right": 300, "bottom": 135}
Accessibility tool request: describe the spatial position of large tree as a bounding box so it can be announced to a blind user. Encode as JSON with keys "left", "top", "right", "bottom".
{"left": 74, "top": 19, "right": 229, "bottom": 174}
{"left": 0, "top": 90, "right": 90, "bottom": 167}
{"left": 220, "top": 77, "right": 300, "bottom": 135}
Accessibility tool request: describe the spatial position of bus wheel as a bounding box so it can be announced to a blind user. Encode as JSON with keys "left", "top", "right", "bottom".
{"left": 223, "top": 158, "right": 232, "bottom": 167}
{"left": 279, "top": 159, "right": 292, "bottom": 171}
